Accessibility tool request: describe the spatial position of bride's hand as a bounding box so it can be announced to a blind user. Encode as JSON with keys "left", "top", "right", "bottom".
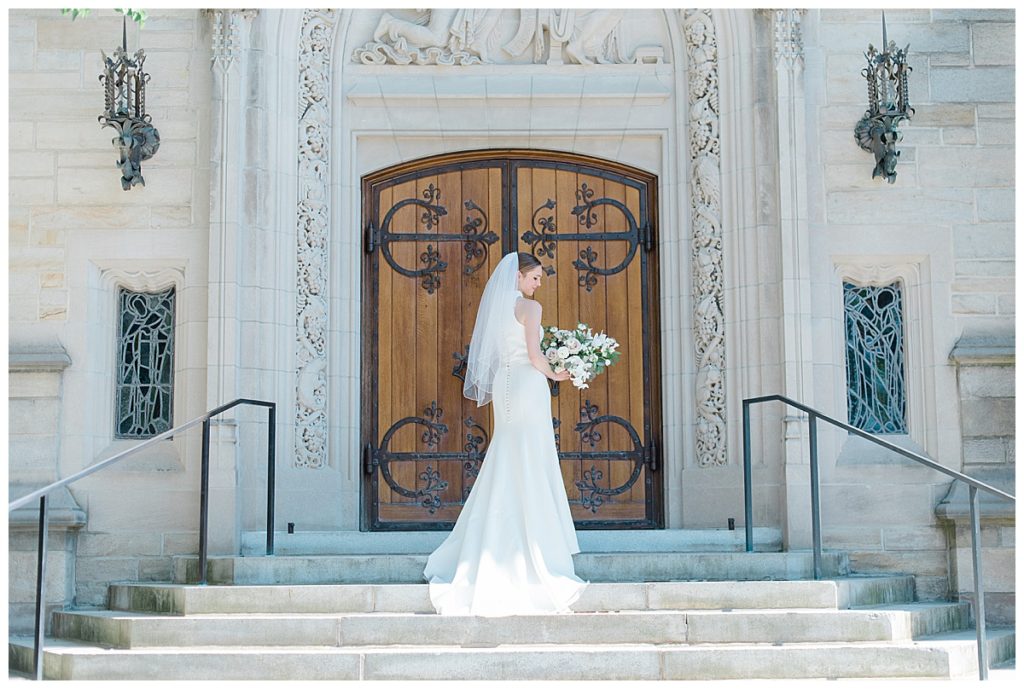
{"left": 550, "top": 370, "right": 571, "bottom": 382}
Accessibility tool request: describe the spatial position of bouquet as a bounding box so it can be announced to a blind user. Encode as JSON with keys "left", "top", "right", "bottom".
{"left": 541, "top": 323, "right": 620, "bottom": 389}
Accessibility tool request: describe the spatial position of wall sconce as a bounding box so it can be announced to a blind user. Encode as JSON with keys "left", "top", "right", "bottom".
{"left": 854, "top": 12, "right": 913, "bottom": 184}
{"left": 99, "top": 14, "right": 160, "bottom": 190}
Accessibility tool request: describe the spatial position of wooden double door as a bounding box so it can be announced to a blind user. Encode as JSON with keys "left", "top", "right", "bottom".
{"left": 361, "top": 150, "right": 662, "bottom": 530}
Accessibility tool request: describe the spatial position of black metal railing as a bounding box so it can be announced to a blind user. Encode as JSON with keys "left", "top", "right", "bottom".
{"left": 8, "top": 398, "right": 276, "bottom": 681}
{"left": 742, "top": 394, "right": 1015, "bottom": 681}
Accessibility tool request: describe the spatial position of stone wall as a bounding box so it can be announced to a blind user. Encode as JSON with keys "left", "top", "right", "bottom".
{"left": 8, "top": 8, "right": 213, "bottom": 609}
{"left": 802, "top": 9, "right": 1014, "bottom": 602}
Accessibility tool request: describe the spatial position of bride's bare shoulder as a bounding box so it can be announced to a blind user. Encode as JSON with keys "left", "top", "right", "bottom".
{"left": 514, "top": 297, "right": 541, "bottom": 325}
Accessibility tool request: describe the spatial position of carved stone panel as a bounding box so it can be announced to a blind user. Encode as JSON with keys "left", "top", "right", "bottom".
{"left": 353, "top": 9, "right": 666, "bottom": 66}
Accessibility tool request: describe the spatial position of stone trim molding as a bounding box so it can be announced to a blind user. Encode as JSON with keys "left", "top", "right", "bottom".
{"left": 9, "top": 343, "right": 72, "bottom": 372}
{"left": 772, "top": 9, "right": 805, "bottom": 68}
{"left": 949, "top": 330, "right": 1015, "bottom": 366}
{"left": 205, "top": 9, "right": 258, "bottom": 73}
{"left": 683, "top": 9, "right": 727, "bottom": 468}
{"left": 295, "top": 9, "right": 339, "bottom": 469}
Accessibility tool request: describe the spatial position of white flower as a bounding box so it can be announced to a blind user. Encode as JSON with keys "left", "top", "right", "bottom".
{"left": 557, "top": 346, "right": 570, "bottom": 359}
{"left": 605, "top": 359, "right": 611, "bottom": 365}
{"left": 593, "top": 333, "right": 607, "bottom": 347}
{"left": 546, "top": 348, "right": 559, "bottom": 361}
{"left": 566, "top": 338, "right": 582, "bottom": 353}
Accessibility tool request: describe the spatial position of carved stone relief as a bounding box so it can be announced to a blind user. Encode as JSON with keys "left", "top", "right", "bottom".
{"left": 684, "top": 9, "right": 727, "bottom": 467}
{"left": 353, "top": 9, "right": 664, "bottom": 65}
{"left": 295, "top": 9, "right": 338, "bottom": 469}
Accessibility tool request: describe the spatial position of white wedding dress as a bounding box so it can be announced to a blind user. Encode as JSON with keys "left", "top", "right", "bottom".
{"left": 423, "top": 297, "right": 587, "bottom": 615}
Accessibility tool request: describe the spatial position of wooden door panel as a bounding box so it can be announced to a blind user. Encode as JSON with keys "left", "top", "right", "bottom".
{"left": 364, "top": 152, "right": 661, "bottom": 530}
{"left": 514, "top": 163, "right": 651, "bottom": 525}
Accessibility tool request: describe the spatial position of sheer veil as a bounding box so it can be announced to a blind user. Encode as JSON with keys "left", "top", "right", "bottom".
{"left": 464, "top": 252, "right": 521, "bottom": 406}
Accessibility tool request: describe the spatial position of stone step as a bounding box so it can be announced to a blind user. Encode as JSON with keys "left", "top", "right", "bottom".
{"left": 51, "top": 602, "right": 968, "bottom": 649}
{"left": 9, "top": 629, "right": 1015, "bottom": 681}
{"left": 172, "top": 551, "right": 850, "bottom": 585}
{"left": 109, "top": 575, "right": 915, "bottom": 615}
{"left": 240, "top": 527, "right": 784, "bottom": 556}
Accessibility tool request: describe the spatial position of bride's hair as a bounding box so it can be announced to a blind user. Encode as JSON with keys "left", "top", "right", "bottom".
{"left": 517, "top": 252, "right": 541, "bottom": 272}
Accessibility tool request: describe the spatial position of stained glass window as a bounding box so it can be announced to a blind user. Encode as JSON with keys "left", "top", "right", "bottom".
{"left": 116, "top": 287, "right": 175, "bottom": 438}
{"left": 843, "top": 281, "right": 906, "bottom": 433}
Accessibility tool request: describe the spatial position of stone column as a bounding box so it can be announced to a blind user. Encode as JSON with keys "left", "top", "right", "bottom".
{"left": 204, "top": 9, "right": 258, "bottom": 555}
{"left": 937, "top": 329, "right": 1015, "bottom": 624}
{"left": 8, "top": 344, "right": 86, "bottom": 634}
{"left": 772, "top": 9, "right": 815, "bottom": 550}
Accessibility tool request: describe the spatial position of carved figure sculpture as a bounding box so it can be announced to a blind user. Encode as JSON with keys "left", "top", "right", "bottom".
{"left": 355, "top": 8, "right": 654, "bottom": 65}
{"left": 356, "top": 9, "right": 501, "bottom": 65}
{"left": 504, "top": 9, "right": 626, "bottom": 64}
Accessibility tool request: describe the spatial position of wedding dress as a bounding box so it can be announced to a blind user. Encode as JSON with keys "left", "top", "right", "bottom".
{"left": 423, "top": 290, "right": 587, "bottom": 616}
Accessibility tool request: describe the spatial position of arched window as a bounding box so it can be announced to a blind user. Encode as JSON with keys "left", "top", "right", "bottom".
{"left": 843, "top": 281, "right": 906, "bottom": 434}
{"left": 115, "top": 287, "right": 176, "bottom": 438}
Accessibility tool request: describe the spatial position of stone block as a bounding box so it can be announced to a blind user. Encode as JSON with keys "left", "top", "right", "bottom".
{"left": 976, "top": 190, "right": 1014, "bottom": 222}
{"left": 9, "top": 40, "right": 34, "bottom": 72}
{"left": 162, "top": 532, "right": 200, "bottom": 556}
{"left": 819, "top": 21, "right": 969, "bottom": 54}
{"left": 9, "top": 151, "right": 57, "bottom": 178}
{"left": 827, "top": 188, "right": 974, "bottom": 225}
{"left": 952, "top": 547, "right": 1015, "bottom": 590}
{"left": 139, "top": 558, "right": 174, "bottom": 581}
{"left": 57, "top": 167, "right": 194, "bottom": 206}
{"left": 9, "top": 396, "right": 60, "bottom": 431}
{"left": 9, "top": 177, "right": 55, "bottom": 205}
{"left": 36, "top": 14, "right": 129, "bottom": 50}
{"left": 140, "top": 31, "right": 196, "bottom": 51}
{"left": 150, "top": 206, "right": 193, "bottom": 228}
{"left": 907, "top": 103, "right": 976, "bottom": 127}
{"left": 8, "top": 16, "right": 35, "bottom": 40}
{"left": 8, "top": 370, "right": 61, "bottom": 398}
{"left": 9, "top": 121, "right": 34, "bottom": 150}
{"left": 881, "top": 525, "right": 949, "bottom": 551}
{"left": 36, "top": 120, "right": 113, "bottom": 150}
{"left": 932, "top": 9, "right": 1015, "bottom": 21}
{"left": 976, "top": 118, "right": 1015, "bottom": 145}
{"left": 997, "top": 294, "right": 1014, "bottom": 314}
{"left": 821, "top": 484, "right": 936, "bottom": 527}
{"left": 940, "top": 127, "right": 977, "bottom": 145}
{"left": 958, "top": 365, "right": 1015, "bottom": 398}
{"left": 971, "top": 24, "right": 1015, "bottom": 66}
{"left": 930, "top": 66, "right": 1015, "bottom": 103}
{"left": 849, "top": 550, "right": 949, "bottom": 577}
{"left": 10, "top": 91, "right": 100, "bottom": 120}
{"left": 955, "top": 260, "right": 1014, "bottom": 277}
{"left": 977, "top": 103, "right": 1014, "bottom": 118}
{"left": 30, "top": 205, "right": 144, "bottom": 231}
{"left": 8, "top": 71, "right": 84, "bottom": 91}
{"left": 960, "top": 398, "right": 1015, "bottom": 437}
{"left": 34, "top": 49, "right": 84, "bottom": 72}
{"left": 75, "top": 557, "right": 141, "bottom": 586}
{"left": 928, "top": 52, "right": 972, "bottom": 67}
{"left": 953, "top": 223, "right": 1014, "bottom": 259}
{"left": 77, "top": 532, "right": 163, "bottom": 558}
{"left": 962, "top": 438, "right": 1007, "bottom": 463}
{"left": 39, "top": 272, "right": 64, "bottom": 289}
{"left": 951, "top": 293, "right": 996, "bottom": 314}
{"left": 8, "top": 550, "right": 72, "bottom": 602}
{"left": 916, "top": 146, "right": 1014, "bottom": 188}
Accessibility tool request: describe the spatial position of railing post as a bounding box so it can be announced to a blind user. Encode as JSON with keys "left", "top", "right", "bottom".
{"left": 969, "top": 485, "right": 988, "bottom": 680}
{"left": 808, "top": 412, "right": 822, "bottom": 580}
{"left": 266, "top": 403, "right": 276, "bottom": 556}
{"left": 742, "top": 399, "right": 753, "bottom": 552}
{"left": 198, "top": 418, "right": 211, "bottom": 586}
{"left": 32, "top": 495, "right": 49, "bottom": 680}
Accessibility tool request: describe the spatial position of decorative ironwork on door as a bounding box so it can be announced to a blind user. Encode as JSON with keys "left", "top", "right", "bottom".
{"left": 362, "top": 151, "right": 662, "bottom": 530}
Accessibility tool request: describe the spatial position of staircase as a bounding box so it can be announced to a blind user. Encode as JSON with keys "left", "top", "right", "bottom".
{"left": 9, "top": 551, "right": 1015, "bottom": 680}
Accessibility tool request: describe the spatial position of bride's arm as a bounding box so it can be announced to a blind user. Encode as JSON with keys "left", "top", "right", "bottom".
{"left": 517, "top": 299, "right": 570, "bottom": 381}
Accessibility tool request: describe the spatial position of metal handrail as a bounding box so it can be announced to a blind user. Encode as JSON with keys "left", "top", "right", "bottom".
{"left": 742, "top": 394, "right": 1015, "bottom": 681}
{"left": 8, "top": 398, "right": 277, "bottom": 681}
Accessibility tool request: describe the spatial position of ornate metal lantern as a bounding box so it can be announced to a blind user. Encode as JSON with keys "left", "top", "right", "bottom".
{"left": 99, "top": 15, "right": 160, "bottom": 190}
{"left": 854, "top": 12, "right": 913, "bottom": 184}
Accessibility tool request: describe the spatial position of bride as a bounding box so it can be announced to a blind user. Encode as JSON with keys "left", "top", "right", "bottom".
{"left": 423, "top": 252, "right": 588, "bottom": 615}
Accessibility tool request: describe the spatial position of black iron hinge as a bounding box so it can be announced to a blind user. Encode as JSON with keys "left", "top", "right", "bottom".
{"left": 362, "top": 442, "right": 378, "bottom": 475}
{"left": 640, "top": 222, "right": 654, "bottom": 252}
{"left": 643, "top": 438, "right": 658, "bottom": 472}
{"left": 365, "top": 221, "right": 378, "bottom": 254}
